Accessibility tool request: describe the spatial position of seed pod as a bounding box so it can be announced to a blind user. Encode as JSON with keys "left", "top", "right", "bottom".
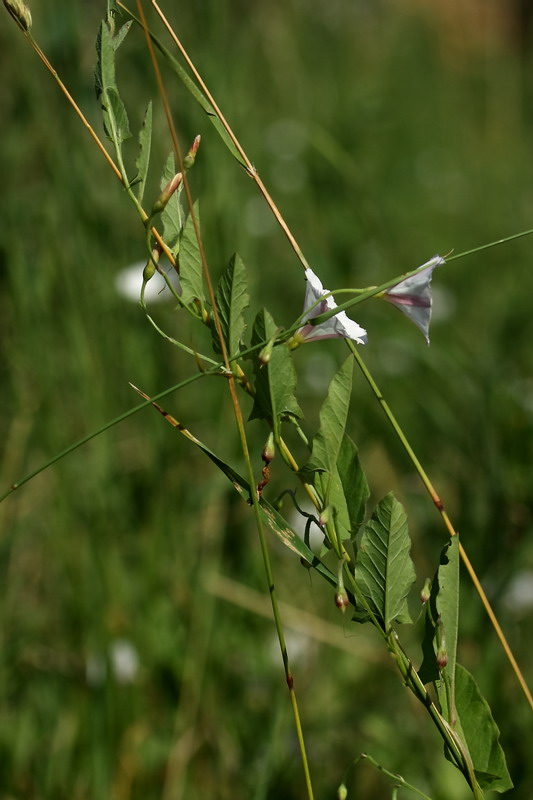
{"left": 3, "top": 0, "right": 32, "bottom": 30}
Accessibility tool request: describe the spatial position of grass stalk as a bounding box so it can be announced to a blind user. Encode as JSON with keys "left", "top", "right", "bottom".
{"left": 138, "top": 6, "right": 532, "bottom": 710}
{"left": 135, "top": 4, "right": 315, "bottom": 794}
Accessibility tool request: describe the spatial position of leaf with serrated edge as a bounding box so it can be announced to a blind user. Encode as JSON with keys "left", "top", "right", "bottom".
{"left": 305, "top": 357, "right": 353, "bottom": 475}
{"left": 213, "top": 253, "right": 250, "bottom": 356}
{"left": 353, "top": 493, "right": 416, "bottom": 628}
{"left": 440, "top": 665, "right": 513, "bottom": 792}
{"left": 179, "top": 201, "right": 205, "bottom": 306}
{"left": 134, "top": 101, "right": 152, "bottom": 204}
{"left": 249, "top": 309, "right": 302, "bottom": 434}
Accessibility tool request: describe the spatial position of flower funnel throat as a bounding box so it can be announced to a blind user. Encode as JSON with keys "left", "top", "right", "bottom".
{"left": 296, "top": 268, "right": 368, "bottom": 345}
{"left": 383, "top": 255, "right": 445, "bottom": 343}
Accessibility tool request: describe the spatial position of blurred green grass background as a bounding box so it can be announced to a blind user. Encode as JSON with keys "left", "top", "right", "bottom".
{"left": 1, "top": 1, "right": 532, "bottom": 798}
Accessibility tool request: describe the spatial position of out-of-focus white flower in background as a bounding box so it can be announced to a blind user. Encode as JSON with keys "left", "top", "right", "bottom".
{"left": 115, "top": 257, "right": 180, "bottom": 304}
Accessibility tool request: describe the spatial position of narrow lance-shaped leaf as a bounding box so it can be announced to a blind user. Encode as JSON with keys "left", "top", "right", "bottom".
{"left": 134, "top": 101, "right": 153, "bottom": 204}
{"left": 212, "top": 253, "right": 250, "bottom": 356}
{"left": 304, "top": 357, "right": 353, "bottom": 475}
{"left": 94, "top": 21, "right": 115, "bottom": 101}
{"left": 179, "top": 200, "right": 205, "bottom": 306}
{"left": 249, "top": 309, "right": 302, "bottom": 437}
{"left": 353, "top": 493, "right": 416, "bottom": 628}
{"left": 440, "top": 665, "right": 513, "bottom": 793}
{"left": 112, "top": 20, "right": 132, "bottom": 50}
{"left": 95, "top": 22, "right": 131, "bottom": 146}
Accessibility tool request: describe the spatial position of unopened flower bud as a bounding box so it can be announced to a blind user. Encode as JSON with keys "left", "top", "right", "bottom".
{"left": 151, "top": 171, "right": 182, "bottom": 215}
{"left": 335, "top": 589, "right": 350, "bottom": 612}
{"left": 435, "top": 617, "right": 447, "bottom": 668}
{"left": 258, "top": 339, "right": 274, "bottom": 366}
{"left": 420, "top": 578, "right": 432, "bottom": 604}
{"left": 183, "top": 135, "right": 201, "bottom": 170}
{"left": 337, "top": 783, "right": 348, "bottom": 800}
{"left": 436, "top": 647, "right": 448, "bottom": 669}
{"left": 143, "top": 247, "right": 160, "bottom": 282}
{"left": 3, "top": 0, "right": 32, "bottom": 29}
{"left": 319, "top": 506, "right": 330, "bottom": 527}
{"left": 287, "top": 332, "right": 305, "bottom": 350}
{"left": 261, "top": 433, "right": 275, "bottom": 464}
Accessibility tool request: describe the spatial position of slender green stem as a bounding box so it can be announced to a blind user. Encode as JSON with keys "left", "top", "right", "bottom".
{"left": 353, "top": 753, "right": 434, "bottom": 800}
{"left": 446, "top": 226, "right": 533, "bottom": 262}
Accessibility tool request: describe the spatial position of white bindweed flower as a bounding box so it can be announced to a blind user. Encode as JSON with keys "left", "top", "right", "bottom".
{"left": 293, "top": 268, "right": 368, "bottom": 346}
{"left": 383, "top": 255, "right": 445, "bottom": 344}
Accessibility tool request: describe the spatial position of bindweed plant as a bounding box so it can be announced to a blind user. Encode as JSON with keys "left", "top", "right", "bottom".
{"left": 3, "top": 0, "right": 533, "bottom": 797}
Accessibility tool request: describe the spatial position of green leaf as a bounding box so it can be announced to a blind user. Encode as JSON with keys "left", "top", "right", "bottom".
{"left": 418, "top": 536, "right": 460, "bottom": 699}
{"left": 94, "top": 22, "right": 115, "bottom": 101}
{"left": 312, "top": 435, "right": 369, "bottom": 549}
{"left": 212, "top": 253, "right": 250, "bottom": 356}
{"left": 353, "top": 493, "right": 416, "bottom": 628}
{"left": 317, "top": 467, "right": 351, "bottom": 547}
{"left": 104, "top": 86, "right": 131, "bottom": 144}
{"left": 440, "top": 664, "right": 513, "bottom": 792}
{"left": 179, "top": 200, "right": 205, "bottom": 306}
{"left": 95, "top": 23, "right": 131, "bottom": 146}
{"left": 249, "top": 309, "right": 303, "bottom": 435}
{"left": 112, "top": 20, "right": 132, "bottom": 50}
{"left": 337, "top": 433, "right": 369, "bottom": 537}
{"left": 304, "top": 357, "right": 353, "bottom": 475}
{"left": 134, "top": 101, "right": 152, "bottom": 204}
